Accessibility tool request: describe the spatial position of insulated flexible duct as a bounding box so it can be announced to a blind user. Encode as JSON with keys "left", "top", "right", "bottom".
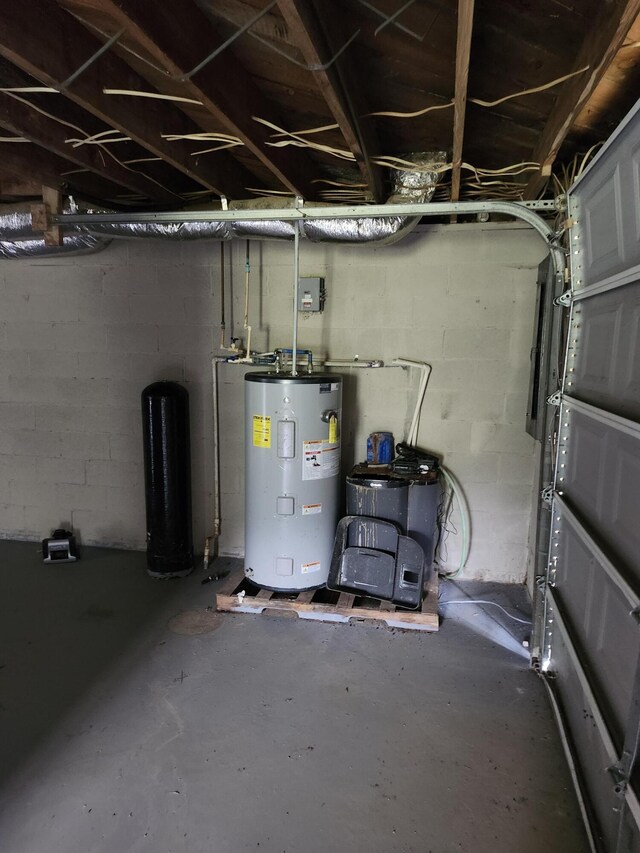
{"left": 0, "top": 153, "right": 446, "bottom": 257}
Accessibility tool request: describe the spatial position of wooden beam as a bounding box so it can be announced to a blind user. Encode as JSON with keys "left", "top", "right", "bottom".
{"left": 0, "top": 140, "right": 126, "bottom": 200}
{"left": 0, "top": 93, "right": 177, "bottom": 203}
{"left": 524, "top": 0, "right": 640, "bottom": 199}
{"left": 277, "top": 0, "right": 385, "bottom": 202}
{"left": 41, "top": 185, "right": 63, "bottom": 246}
{"left": 84, "top": 0, "right": 318, "bottom": 198}
{"left": 0, "top": 0, "right": 252, "bottom": 199}
{"left": 450, "top": 0, "right": 475, "bottom": 204}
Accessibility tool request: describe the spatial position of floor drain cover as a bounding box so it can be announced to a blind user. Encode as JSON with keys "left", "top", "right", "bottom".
{"left": 168, "top": 609, "right": 222, "bottom": 635}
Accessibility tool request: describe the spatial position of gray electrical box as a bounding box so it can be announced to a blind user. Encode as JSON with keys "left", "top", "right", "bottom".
{"left": 297, "top": 277, "right": 325, "bottom": 312}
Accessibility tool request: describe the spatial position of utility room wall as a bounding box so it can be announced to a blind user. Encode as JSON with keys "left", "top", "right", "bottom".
{"left": 0, "top": 223, "right": 546, "bottom": 582}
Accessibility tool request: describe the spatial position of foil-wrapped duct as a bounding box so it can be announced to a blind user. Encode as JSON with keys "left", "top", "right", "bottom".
{"left": 0, "top": 153, "right": 446, "bottom": 256}
{"left": 230, "top": 219, "right": 296, "bottom": 240}
{"left": 0, "top": 234, "right": 110, "bottom": 259}
{"left": 301, "top": 215, "right": 420, "bottom": 245}
{"left": 388, "top": 151, "right": 448, "bottom": 203}
{"left": 84, "top": 220, "right": 232, "bottom": 241}
{"left": 0, "top": 204, "right": 39, "bottom": 240}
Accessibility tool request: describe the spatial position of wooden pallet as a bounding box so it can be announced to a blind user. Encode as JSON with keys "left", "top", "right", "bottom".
{"left": 216, "top": 568, "right": 439, "bottom": 632}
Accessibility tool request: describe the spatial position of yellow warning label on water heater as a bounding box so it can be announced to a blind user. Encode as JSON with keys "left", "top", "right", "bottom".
{"left": 252, "top": 415, "right": 271, "bottom": 448}
{"left": 328, "top": 415, "right": 338, "bottom": 444}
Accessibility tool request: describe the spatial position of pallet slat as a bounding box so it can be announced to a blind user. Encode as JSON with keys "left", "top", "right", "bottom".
{"left": 216, "top": 568, "right": 438, "bottom": 632}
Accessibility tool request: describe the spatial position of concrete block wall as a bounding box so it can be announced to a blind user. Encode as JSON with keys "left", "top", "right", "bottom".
{"left": 0, "top": 239, "right": 217, "bottom": 550}
{"left": 0, "top": 223, "right": 546, "bottom": 582}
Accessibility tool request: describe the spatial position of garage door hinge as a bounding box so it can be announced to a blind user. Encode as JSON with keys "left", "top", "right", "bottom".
{"left": 541, "top": 486, "right": 554, "bottom": 504}
{"left": 607, "top": 761, "right": 630, "bottom": 797}
{"left": 546, "top": 391, "right": 562, "bottom": 406}
{"left": 630, "top": 605, "right": 640, "bottom": 623}
{"left": 554, "top": 289, "right": 573, "bottom": 307}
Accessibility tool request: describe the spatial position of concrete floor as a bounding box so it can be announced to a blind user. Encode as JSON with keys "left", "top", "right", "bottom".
{"left": 0, "top": 540, "right": 587, "bottom": 853}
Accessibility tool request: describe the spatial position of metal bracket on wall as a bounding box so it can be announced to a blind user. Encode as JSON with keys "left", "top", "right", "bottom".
{"left": 547, "top": 391, "right": 562, "bottom": 406}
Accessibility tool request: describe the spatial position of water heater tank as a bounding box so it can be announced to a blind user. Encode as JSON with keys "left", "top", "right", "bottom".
{"left": 244, "top": 372, "right": 342, "bottom": 591}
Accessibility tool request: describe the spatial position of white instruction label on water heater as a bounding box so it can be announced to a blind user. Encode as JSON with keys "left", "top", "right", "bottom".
{"left": 302, "top": 503, "right": 322, "bottom": 515}
{"left": 302, "top": 441, "right": 340, "bottom": 480}
{"left": 301, "top": 561, "right": 321, "bottom": 574}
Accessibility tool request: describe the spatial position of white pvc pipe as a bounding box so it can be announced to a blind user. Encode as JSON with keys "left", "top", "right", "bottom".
{"left": 391, "top": 358, "right": 432, "bottom": 446}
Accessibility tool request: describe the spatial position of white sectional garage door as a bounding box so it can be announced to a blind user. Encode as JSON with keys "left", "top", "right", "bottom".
{"left": 541, "top": 98, "right": 640, "bottom": 852}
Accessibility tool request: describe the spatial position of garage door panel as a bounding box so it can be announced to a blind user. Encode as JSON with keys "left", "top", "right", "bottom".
{"left": 572, "top": 279, "right": 640, "bottom": 421}
{"left": 583, "top": 164, "right": 624, "bottom": 282}
{"left": 541, "top": 98, "right": 640, "bottom": 851}
{"left": 561, "top": 407, "right": 640, "bottom": 584}
{"left": 618, "top": 799, "right": 640, "bottom": 853}
{"left": 550, "top": 604, "right": 622, "bottom": 852}
{"left": 571, "top": 101, "right": 640, "bottom": 288}
{"left": 553, "top": 505, "right": 639, "bottom": 746}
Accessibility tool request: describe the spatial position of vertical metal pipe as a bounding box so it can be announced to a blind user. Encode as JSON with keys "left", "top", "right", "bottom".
{"left": 291, "top": 224, "right": 300, "bottom": 376}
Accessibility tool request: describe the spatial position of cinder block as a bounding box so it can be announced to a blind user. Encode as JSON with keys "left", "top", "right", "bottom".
{"left": 87, "top": 459, "right": 142, "bottom": 487}
{"left": 102, "top": 263, "right": 156, "bottom": 294}
{"left": 77, "top": 293, "right": 130, "bottom": 324}
{"left": 443, "top": 452, "right": 499, "bottom": 484}
{"left": 441, "top": 391, "right": 505, "bottom": 422}
{"left": 4, "top": 322, "right": 56, "bottom": 351}
{"left": 470, "top": 422, "right": 535, "bottom": 455}
{"left": 54, "top": 323, "right": 108, "bottom": 352}
{"left": 10, "top": 480, "right": 58, "bottom": 507}
{"left": 36, "top": 456, "right": 86, "bottom": 485}
{"left": 415, "top": 419, "right": 471, "bottom": 454}
{"left": 463, "top": 482, "right": 534, "bottom": 516}
{"left": 76, "top": 352, "right": 131, "bottom": 380}
{"left": 462, "top": 540, "right": 528, "bottom": 583}
{"left": 443, "top": 327, "right": 510, "bottom": 359}
{"left": 0, "top": 429, "right": 62, "bottom": 458}
{"left": 29, "top": 351, "right": 79, "bottom": 379}
{"left": 503, "top": 392, "right": 530, "bottom": 426}
{"left": 106, "top": 324, "right": 158, "bottom": 354}
{"left": 109, "top": 433, "right": 140, "bottom": 462}
{"left": 0, "top": 402, "right": 35, "bottom": 429}
{"left": 498, "top": 452, "right": 536, "bottom": 484}
{"left": 58, "top": 483, "right": 107, "bottom": 512}
{"left": 158, "top": 324, "right": 213, "bottom": 354}
{"left": 0, "top": 453, "right": 37, "bottom": 482}
{"left": 128, "top": 294, "right": 187, "bottom": 325}
{"left": 71, "top": 508, "right": 143, "bottom": 548}
{"left": 0, "top": 503, "right": 25, "bottom": 532}
{"left": 470, "top": 510, "right": 531, "bottom": 546}
{"left": 156, "top": 264, "right": 212, "bottom": 296}
{"left": 129, "top": 353, "right": 184, "bottom": 384}
{"left": 0, "top": 351, "right": 30, "bottom": 378}
{"left": 127, "top": 241, "right": 184, "bottom": 265}
{"left": 24, "top": 503, "right": 74, "bottom": 538}
{"left": 59, "top": 432, "right": 110, "bottom": 460}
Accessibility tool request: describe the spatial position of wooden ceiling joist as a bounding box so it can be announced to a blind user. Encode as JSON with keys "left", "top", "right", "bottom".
{"left": 85, "top": 0, "right": 318, "bottom": 199}
{"left": 0, "top": 139, "right": 126, "bottom": 201}
{"left": 277, "top": 0, "right": 385, "bottom": 202}
{"left": 524, "top": 0, "right": 640, "bottom": 199}
{"left": 0, "top": 0, "right": 251, "bottom": 199}
{"left": 450, "top": 0, "right": 475, "bottom": 204}
{"left": 0, "top": 92, "right": 176, "bottom": 203}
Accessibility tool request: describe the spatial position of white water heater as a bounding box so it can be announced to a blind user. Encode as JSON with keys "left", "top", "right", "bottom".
{"left": 244, "top": 372, "right": 342, "bottom": 590}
